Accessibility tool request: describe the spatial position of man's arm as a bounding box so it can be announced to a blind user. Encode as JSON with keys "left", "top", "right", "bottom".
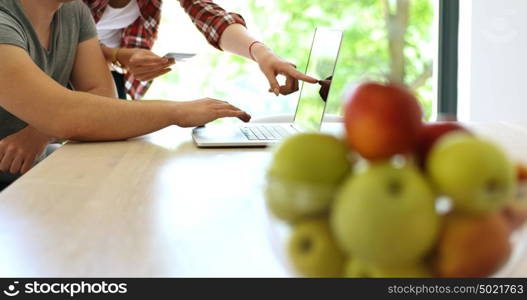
{"left": 24, "top": 38, "right": 113, "bottom": 141}
{"left": 1, "top": 38, "right": 116, "bottom": 175}
{"left": 0, "top": 44, "right": 250, "bottom": 141}
{"left": 70, "top": 37, "right": 117, "bottom": 98}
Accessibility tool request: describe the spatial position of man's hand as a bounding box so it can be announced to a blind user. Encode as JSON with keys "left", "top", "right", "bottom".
{"left": 118, "top": 49, "right": 175, "bottom": 81}
{"left": 252, "top": 43, "right": 318, "bottom": 96}
{"left": 0, "top": 126, "right": 53, "bottom": 174}
{"left": 174, "top": 98, "right": 251, "bottom": 128}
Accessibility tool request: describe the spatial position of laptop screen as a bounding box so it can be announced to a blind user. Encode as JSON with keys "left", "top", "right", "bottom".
{"left": 294, "top": 28, "right": 343, "bottom": 131}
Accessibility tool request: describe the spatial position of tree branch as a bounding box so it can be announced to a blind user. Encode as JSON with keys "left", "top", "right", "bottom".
{"left": 387, "top": 0, "right": 410, "bottom": 85}
{"left": 410, "top": 62, "right": 433, "bottom": 90}
{"left": 381, "top": 0, "right": 391, "bottom": 20}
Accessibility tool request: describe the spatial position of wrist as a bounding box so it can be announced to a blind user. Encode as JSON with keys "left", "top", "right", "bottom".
{"left": 251, "top": 42, "right": 272, "bottom": 63}
{"left": 112, "top": 48, "right": 125, "bottom": 68}
{"left": 102, "top": 45, "right": 129, "bottom": 69}
{"left": 170, "top": 101, "right": 187, "bottom": 127}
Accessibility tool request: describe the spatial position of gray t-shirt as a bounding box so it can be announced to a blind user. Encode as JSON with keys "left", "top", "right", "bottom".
{"left": 0, "top": 0, "right": 97, "bottom": 183}
{"left": 0, "top": 0, "right": 97, "bottom": 139}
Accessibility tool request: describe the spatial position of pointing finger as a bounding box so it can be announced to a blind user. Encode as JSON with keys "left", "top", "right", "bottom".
{"left": 282, "top": 65, "right": 318, "bottom": 84}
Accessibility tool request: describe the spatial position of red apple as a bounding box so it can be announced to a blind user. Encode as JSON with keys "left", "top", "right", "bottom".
{"left": 344, "top": 82, "right": 423, "bottom": 160}
{"left": 516, "top": 163, "right": 527, "bottom": 182}
{"left": 501, "top": 179, "right": 527, "bottom": 231}
{"left": 435, "top": 213, "right": 511, "bottom": 277}
{"left": 415, "top": 122, "right": 470, "bottom": 168}
{"left": 501, "top": 202, "right": 527, "bottom": 231}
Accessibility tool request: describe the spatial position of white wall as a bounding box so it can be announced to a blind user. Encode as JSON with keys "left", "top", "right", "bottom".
{"left": 458, "top": 0, "right": 527, "bottom": 122}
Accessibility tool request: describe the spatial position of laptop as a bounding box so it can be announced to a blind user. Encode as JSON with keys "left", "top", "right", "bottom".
{"left": 192, "top": 27, "right": 343, "bottom": 148}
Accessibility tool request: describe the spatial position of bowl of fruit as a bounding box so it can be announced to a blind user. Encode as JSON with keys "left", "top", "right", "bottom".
{"left": 263, "top": 82, "right": 527, "bottom": 277}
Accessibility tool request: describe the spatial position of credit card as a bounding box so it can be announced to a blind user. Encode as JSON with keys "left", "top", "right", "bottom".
{"left": 163, "top": 52, "right": 197, "bottom": 62}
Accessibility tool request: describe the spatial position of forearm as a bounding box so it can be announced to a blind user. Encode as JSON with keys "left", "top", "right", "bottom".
{"left": 218, "top": 24, "right": 273, "bottom": 62}
{"left": 54, "top": 90, "right": 177, "bottom": 141}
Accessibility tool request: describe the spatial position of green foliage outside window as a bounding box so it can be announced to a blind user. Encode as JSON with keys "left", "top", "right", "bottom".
{"left": 147, "top": 0, "right": 434, "bottom": 120}
{"left": 245, "top": 0, "right": 434, "bottom": 119}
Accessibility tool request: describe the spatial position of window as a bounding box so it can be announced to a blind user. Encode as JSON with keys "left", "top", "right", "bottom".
{"left": 146, "top": 0, "right": 439, "bottom": 122}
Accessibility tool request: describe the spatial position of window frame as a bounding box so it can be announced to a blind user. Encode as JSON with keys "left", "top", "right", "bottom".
{"left": 437, "top": 0, "right": 459, "bottom": 119}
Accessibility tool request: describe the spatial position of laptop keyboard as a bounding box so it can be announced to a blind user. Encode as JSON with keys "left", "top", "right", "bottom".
{"left": 240, "top": 125, "right": 296, "bottom": 140}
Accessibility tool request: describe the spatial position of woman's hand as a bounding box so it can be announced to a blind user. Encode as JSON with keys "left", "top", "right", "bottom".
{"left": 174, "top": 98, "right": 251, "bottom": 128}
{"left": 117, "top": 48, "right": 175, "bottom": 81}
{"left": 251, "top": 43, "right": 318, "bottom": 96}
{"left": 217, "top": 24, "right": 318, "bottom": 95}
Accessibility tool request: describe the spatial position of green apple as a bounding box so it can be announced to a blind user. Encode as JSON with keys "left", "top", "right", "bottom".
{"left": 369, "top": 263, "right": 432, "bottom": 278}
{"left": 267, "top": 133, "right": 352, "bottom": 184}
{"left": 287, "top": 217, "right": 346, "bottom": 277}
{"left": 427, "top": 132, "right": 516, "bottom": 214}
{"left": 265, "top": 176, "right": 337, "bottom": 221}
{"left": 266, "top": 133, "right": 352, "bottom": 222}
{"left": 344, "top": 259, "right": 432, "bottom": 278}
{"left": 343, "top": 259, "right": 371, "bottom": 278}
{"left": 331, "top": 162, "right": 440, "bottom": 268}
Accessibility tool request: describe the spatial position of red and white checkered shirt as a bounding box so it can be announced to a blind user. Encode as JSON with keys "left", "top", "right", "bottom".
{"left": 83, "top": 0, "right": 246, "bottom": 99}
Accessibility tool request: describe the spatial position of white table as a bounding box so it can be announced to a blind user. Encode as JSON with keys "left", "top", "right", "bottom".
{"left": 0, "top": 122, "right": 526, "bottom": 277}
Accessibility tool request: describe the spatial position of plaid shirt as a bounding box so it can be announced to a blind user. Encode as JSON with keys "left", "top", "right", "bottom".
{"left": 83, "top": 0, "right": 246, "bottom": 99}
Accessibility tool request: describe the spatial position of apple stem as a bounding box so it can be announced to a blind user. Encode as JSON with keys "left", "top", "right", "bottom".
{"left": 388, "top": 180, "right": 403, "bottom": 196}
{"left": 300, "top": 238, "right": 313, "bottom": 253}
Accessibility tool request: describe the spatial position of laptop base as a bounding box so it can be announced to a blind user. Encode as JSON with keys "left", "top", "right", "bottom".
{"left": 192, "top": 123, "right": 298, "bottom": 148}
